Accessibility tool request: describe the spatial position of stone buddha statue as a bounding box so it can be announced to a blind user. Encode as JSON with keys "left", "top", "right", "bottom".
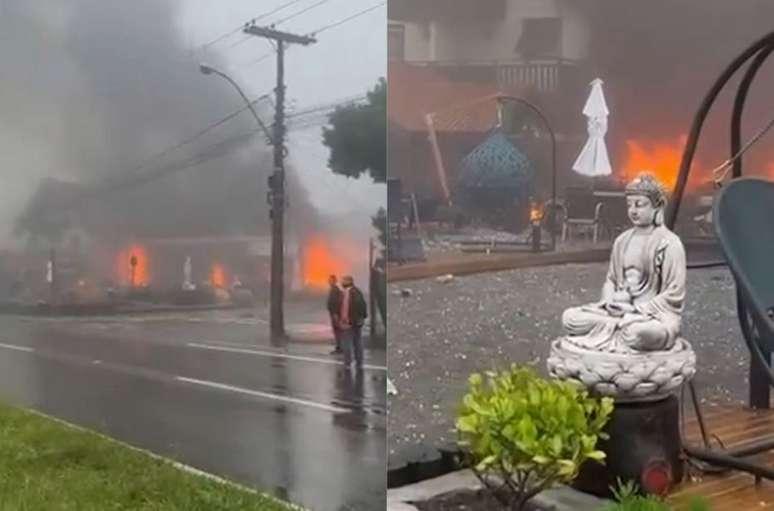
{"left": 561, "top": 173, "right": 686, "bottom": 354}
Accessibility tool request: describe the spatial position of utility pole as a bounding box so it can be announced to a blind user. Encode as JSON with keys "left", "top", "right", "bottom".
{"left": 243, "top": 24, "right": 316, "bottom": 341}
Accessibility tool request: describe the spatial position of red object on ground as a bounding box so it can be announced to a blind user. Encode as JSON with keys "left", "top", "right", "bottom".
{"left": 641, "top": 459, "right": 673, "bottom": 496}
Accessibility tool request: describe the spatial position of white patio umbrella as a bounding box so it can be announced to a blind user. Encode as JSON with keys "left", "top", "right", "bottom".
{"left": 572, "top": 78, "right": 612, "bottom": 177}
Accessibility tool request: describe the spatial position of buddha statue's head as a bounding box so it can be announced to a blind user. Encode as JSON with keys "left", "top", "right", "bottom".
{"left": 625, "top": 173, "right": 668, "bottom": 227}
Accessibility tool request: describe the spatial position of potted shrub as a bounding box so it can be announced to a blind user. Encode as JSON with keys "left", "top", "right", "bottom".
{"left": 456, "top": 365, "right": 614, "bottom": 510}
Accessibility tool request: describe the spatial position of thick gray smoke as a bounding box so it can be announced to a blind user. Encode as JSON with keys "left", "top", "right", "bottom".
{"left": 0, "top": 0, "right": 319, "bottom": 246}
{"left": 579, "top": 0, "right": 774, "bottom": 172}
{"left": 388, "top": 0, "right": 774, "bottom": 184}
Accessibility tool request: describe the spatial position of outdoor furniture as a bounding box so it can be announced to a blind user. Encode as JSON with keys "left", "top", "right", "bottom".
{"left": 714, "top": 178, "right": 774, "bottom": 406}
{"left": 692, "top": 194, "right": 714, "bottom": 236}
{"left": 561, "top": 187, "right": 604, "bottom": 243}
{"left": 681, "top": 177, "right": 774, "bottom": 482}
{"left": 593, "top": 190, "right": 627, "bottom": 239}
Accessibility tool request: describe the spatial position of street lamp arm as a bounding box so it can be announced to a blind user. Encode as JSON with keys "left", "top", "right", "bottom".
{"left": 496, "top": 94, "right": 558, "bottom": 251}
{"left": 202, "top": 65, "right": 274, "bottom": 144}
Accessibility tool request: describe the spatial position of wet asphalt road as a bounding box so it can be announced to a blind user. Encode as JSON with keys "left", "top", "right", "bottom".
{"left": 0, "top": 308, "right": 386, "bottom": 511}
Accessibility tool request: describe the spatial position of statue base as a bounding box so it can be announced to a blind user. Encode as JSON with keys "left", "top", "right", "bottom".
{"left": 547, "top": 337, "right": 696, "bottom": 401}
{"left": 573, "top": 395, "right": 683, "bottom": 497}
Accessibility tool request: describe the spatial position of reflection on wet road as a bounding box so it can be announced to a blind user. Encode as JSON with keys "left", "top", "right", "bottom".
{"left": 0, "top": 312, "right": 386, "bottom": 511}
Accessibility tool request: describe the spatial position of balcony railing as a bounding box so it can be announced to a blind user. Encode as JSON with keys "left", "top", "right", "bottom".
{"left": 404, "top": 58, "right": 581, "bottom": 93}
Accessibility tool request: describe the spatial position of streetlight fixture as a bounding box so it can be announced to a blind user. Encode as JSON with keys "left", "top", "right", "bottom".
{"left": 496, "top": 94, "right": 557, "bottom": 251}
{"left": 199, "top": 63, "right": 273, "bottom": 143}
{"left": 199, "top": 62, "right": 286, "bottom": 339}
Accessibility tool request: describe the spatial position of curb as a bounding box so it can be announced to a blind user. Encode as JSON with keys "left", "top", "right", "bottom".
{"left": 388, "top": 469, "right": 610, "bottom": 511}
{"left": 387, "top": 248, "right": 611, "bottom": 282}
{"left": 0, "top": 302, "right": 251, "bottom": 317}
{"left": 388, "top": 443, "right": 463, "bottom": 489}
{"left": 22, "top": 407, "right": 306, "bottom": 510}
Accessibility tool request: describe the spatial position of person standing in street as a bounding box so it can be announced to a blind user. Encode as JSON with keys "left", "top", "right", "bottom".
{"left": 327, "top": 274, "right": 343, "bottom": 355}
{"left": 338, "top": 275, "right": 368, "bottom": 369}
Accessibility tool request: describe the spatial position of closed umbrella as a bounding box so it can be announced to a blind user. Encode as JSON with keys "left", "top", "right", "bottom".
{"left": 572, "top": 78, "right": 612, "bottom": 177}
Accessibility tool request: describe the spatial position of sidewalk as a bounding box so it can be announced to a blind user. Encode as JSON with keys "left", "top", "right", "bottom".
{"left": 388, "top": 236, "right": 722, "bottom": 282}
{"left": 388, "top": 245, "right": 611, "bottom": 282}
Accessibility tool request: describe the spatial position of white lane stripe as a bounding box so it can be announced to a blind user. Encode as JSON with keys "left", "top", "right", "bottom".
{"left": 187, "top": 342, "right": 388, "bottom": 371}
{"left": 0, "top": 342, "right": 34, "bottom": 353}
{"left": 176, "top": 376, "right": 349, "bottom": 414}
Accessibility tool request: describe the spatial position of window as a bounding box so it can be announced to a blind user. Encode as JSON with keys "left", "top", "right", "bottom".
{"left": 388, "top": 23, "right": 405, "bottom": 61}
{"left": 515, "top": 18, "right": 562, "bottom": 59}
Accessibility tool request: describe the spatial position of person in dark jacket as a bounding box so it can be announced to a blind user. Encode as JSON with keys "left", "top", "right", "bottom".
{"left": 338, "top": 275, "right": 368, "bottom": 369}
{"left": 327, "top": 275, "right": 343, "bottom": 354}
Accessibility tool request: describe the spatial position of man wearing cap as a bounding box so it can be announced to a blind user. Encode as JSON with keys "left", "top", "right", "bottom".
{"left": 338, "top": 275, "right": 368, "bottom": 369}
{"left": 326, "top": 275, "right": 343, "bottom": 354}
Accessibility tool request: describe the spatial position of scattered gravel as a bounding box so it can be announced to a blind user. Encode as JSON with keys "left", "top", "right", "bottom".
{"left": 387, "top": 263, "right": 746, "bottom": 459}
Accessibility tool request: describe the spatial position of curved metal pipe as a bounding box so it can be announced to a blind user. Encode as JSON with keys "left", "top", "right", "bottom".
{"left": 495, "top": 95, "right": 558, "bottom": 251}
{"left": 666, "top": 30, "right": 774, "bottom": 229}
{"left": 726, "top": 44, "right": 774, "bottom": 402}
{"left": 731, "top": 44, "right": 774, "bottom": 179}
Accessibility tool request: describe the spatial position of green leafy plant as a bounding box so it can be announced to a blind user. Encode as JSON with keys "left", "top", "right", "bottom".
{"left": 456, "top": 365, "right": 614, "bottom": 510}
{"left": 601, "top": 479, "right": 711, "bottom": 511}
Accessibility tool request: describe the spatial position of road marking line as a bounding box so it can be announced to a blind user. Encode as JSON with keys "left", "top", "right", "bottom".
{"left": 187, "top": 342, "right": 387, "bottom": 371}
{"left": 0, "top": 342, "right": 34, "bottom": 353}
{"left": 175, "top": 376, "right": 349, "bottom": 414}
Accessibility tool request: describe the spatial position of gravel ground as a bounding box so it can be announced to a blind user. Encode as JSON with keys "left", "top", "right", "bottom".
{"left": 387, "top": 263, "right": 748, "bottom": 460}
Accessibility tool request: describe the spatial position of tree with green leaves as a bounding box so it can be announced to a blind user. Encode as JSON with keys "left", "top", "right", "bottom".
{"left": 322, "top": 78, "right": 386, "bottom": 183}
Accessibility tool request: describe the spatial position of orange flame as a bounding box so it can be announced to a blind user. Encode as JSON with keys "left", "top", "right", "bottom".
{"left": 621, "top": 135, "right": 711, "bottom": 193}
{"left": 529, "top": 202, "right": 543, "bottom": 223}
{"left": 210, "top": 263, "right": 227, "bottom": 288}
{"left": 302, "top": 235, "right": 349, "bottom": 290}
{"left": 116, "top": 245, "right": 149, "bottom": 286}
{"left": 622, "top": 137, "right": 683, "bottom": 191}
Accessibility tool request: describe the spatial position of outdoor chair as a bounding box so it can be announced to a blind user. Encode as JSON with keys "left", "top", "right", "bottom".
{"left": 682, "top": 177, "right": 774, "bottom": 480}
{"left": 714, "top": 178, "right": 774, "bottom": 394}
{"left": 593, "top": 190, "right": 627, "bottom": 239}
{"left": 692, "top": 194, "right": 714, "bottom": 236}
{"left": 561, "top": 187, "right": 604, "bottom": 244}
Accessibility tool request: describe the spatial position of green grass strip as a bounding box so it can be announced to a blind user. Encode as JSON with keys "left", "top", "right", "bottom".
{"left": 0, "top": 403, "right": 295, "bottom": 511}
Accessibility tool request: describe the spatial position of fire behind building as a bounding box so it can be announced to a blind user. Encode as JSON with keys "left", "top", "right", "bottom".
{"left": 387, "top": 0, "right": 774, "bottom": 232}
{"left": 3, "top": 177, "right": 312, "bottom": 304}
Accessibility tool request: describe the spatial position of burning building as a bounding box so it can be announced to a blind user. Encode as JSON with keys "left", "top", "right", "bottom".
{"left": 388, "top": 0, "right": 774, "bottom": 232}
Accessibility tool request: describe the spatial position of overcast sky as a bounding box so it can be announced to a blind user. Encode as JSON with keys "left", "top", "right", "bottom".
{"left": 180, "top": 0, "right": 387, "bottom": 215}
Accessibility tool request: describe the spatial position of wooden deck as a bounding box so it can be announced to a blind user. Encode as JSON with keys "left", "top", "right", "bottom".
{"left": 669, "top": 405, "right": 774, "bottom": 510}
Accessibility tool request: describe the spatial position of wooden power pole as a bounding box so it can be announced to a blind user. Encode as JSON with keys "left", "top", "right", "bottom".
{"left": 242, "top": 24, "right": 316, "bottom": 340}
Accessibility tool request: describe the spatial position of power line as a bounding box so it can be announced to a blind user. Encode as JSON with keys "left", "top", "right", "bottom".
{"left": 308, "top": 2, "right": 385, "bottom": 36}
{"left": 286, "top": 95, "right": 367, "bottom": 119}
{"left": 241, "top": 2, "right": 385, "bottom": 69}
{"left": 100, "top": 91, "right": 356, "bottom": 187}
{"left": 199, "top": 0, "right": 308, "bottom": 51}
{"left": 96, "top": 94, "right": 363, "bottom": 194}
{"left": 227, "top": 34, "right": 253, "bottom": 49}
{"left": 272, "top": 0, "right": 335, "bottom": 26}
{"left": 247, "top": 52, "right": 274, "bottom": 67}
{"left": 87, "top": 129, "right": 264, "bottom": 201}
{"left": 124, "top": 94, "right": 271, "bottom": 176}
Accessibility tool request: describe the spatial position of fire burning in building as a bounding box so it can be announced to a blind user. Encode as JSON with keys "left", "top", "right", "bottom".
{"left": 621, "top": 137, "right": 691, "bottom": 191}
{"left": 621, "top": 136, "right": 774, "bottom": 193}
{"left": 301, "top": 234, "right": 357, "bottom": 291}
{"left": 529, "top": 200, "right": 543, "bottom": 224}
{"left": 115, "top": 245, "right": 149, "bottom": 287}
{"left": 210, "top": 262, "right": 227, "bottom": 289}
